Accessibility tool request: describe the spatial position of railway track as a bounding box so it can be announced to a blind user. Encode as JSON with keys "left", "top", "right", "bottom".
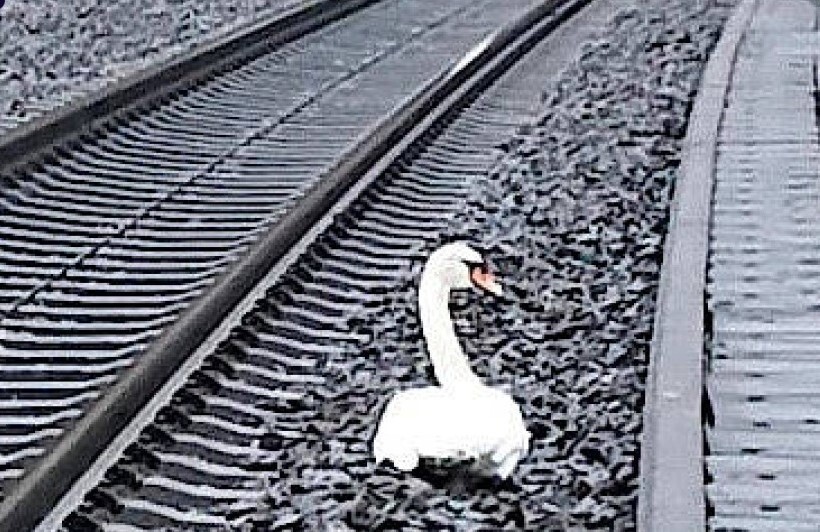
{"left": 624, "top": 0, "right": 820, "bottom": 530}
{"left": 0, "top": 0, "right": 744, "bottom": 527}
{"left": 0, "top": 0, "right": 602, "bottom": 529}
{"left": 0, "top": 0, "right": 311, "bottom": 137}
{"left": 53, "top": 0, "right": 606, "bottom": 525}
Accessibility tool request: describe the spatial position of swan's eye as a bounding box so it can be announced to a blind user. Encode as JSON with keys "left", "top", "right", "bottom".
{"left": 462, "top": 260, "right": 487, "bottom": 274}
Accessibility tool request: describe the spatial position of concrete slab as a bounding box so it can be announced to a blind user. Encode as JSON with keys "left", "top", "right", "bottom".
{"left": 706, "top": 0, "right": 820, "bottom": 528}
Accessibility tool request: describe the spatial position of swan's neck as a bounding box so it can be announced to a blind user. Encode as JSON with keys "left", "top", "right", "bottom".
{"left": 418, "top": 270, "right": 482, "bottom": 389}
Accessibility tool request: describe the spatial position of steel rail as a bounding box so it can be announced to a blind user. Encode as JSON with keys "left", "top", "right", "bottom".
{"left": 0, "top": 0, "right": 380, "bottom": 172}
{"left": 637, "top": 0, "right": 759, "bottom": 530}
{"left": 0, "top": 0, "right": 513, "bottom": 515}
{"left": 0, "top": 0, "right": 590, "bottom": 529}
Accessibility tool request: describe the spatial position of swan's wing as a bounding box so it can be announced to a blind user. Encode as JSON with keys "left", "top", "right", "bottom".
{"left": 373, "top": 386, "right": 529, "bottom": 475}
{"left": 373, "top": 387, "right": 447, "bottom": 467}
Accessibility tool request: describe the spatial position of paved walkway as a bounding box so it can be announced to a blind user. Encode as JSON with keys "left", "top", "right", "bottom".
{"left": 706, "top": 0, "right": 820, "bottom": 529}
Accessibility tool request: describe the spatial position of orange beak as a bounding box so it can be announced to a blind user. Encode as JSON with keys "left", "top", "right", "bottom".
{"left": 471, "top": 266, "right": 503, "bottom": 296}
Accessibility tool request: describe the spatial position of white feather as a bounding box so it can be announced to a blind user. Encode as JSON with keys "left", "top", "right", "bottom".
{"left": 372, "top": 242, "right": 530, "bottom": 478}
{"left": 373, "top": 384, "right": 529, "bottom": 478}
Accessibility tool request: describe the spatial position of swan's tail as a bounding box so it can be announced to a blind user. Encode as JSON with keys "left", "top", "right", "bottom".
{"left": 373, "top": 402, "right": 419, "bottom": 471}
{"left": 491, "top": 423, "right": 530, "bottom": 479}
{"left": 373, "top": 430, "right": 419, "bottom": 471}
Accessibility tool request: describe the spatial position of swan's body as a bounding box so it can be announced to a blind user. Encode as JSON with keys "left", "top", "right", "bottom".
{"left": 372, "top": 243, "right": 530, "bottom": 479}
{"left": 373, "top": 384, "right": 530, "bottom": 478}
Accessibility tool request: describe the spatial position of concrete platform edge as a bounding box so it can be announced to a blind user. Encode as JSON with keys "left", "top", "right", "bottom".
{"left": 636, "top": 0, "right": 759, "bottom": 530}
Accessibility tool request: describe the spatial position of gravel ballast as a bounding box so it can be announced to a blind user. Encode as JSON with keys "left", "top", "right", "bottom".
{"left": 17, "top": 0, "right": 736, "bottom": 528}
{"left": 0, "top": 0, "right": 296, "bottom": 135}
{"left": 245, "top": 1, "right": 735, "bottom": 530}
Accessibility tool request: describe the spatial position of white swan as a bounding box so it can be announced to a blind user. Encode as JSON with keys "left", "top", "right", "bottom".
{"left": 372, "top": 242, "right": 530, "bottom": 479}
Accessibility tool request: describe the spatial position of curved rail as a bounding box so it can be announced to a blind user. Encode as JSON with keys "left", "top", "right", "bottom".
{"left": 0, "top": 0, "right": 381, "bottom": 171}
{"left": 637, "top": 0, "right": 758, "bottom": 530}
{"left": 58, "top": 0, "right": 603, "bottom": 527}
{"left": 0, "top": 0, "right": 589, "bottom": 529}
{"left": 0, "top": 0, "right": 529, "bottom": 511}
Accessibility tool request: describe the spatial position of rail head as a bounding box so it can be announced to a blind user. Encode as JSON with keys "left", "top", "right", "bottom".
{"left": 0, "top": 0, "right": 381, "bottom": 173}
{"left": 0, "top": 0, "right": 592, "bottom": 530}
{"left": 636, "top": 0, "right": 759, "bottom": 530}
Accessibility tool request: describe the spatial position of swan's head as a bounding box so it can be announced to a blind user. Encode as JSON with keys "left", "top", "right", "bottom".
{"left": 423, "top": 242, "right": 502, "bottom": 296}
